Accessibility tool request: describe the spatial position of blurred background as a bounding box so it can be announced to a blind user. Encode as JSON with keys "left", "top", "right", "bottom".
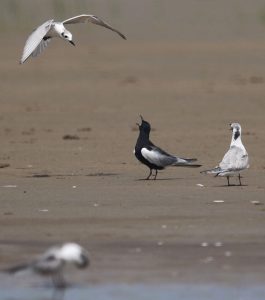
{"left": 0, "top": 0, "right": 264, "bottom": 171}
{"left": 0, "top": 0, "right": 265, "bottom": 170}
{"left": 1, "top": 0, "right": 265, "bottom": 40}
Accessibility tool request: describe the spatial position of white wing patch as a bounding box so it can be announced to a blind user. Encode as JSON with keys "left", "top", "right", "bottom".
{"left": 219, "top": 146, "right": 249, "bottom": 171}
{"left": 141, "top": 147, "right": 176, "bottom": 167}
{"left": 20, "top": 19, "right": 54, "bottom": 64}
{"left": 31, "top": 38, "right": 51, "bottom": 58}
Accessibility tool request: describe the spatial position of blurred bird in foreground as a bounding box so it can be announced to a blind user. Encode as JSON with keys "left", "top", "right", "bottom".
{"left": 134, "top": 115, "right": 201, "bottom": 180}
{"left": 5, "top": 243, "right": 89, "bottom": 288}
{"left": 20, "top": 14, "right": 126, "bottom": 64}
{"left": 201, "top": 123, "right": 249, "bottom": 186}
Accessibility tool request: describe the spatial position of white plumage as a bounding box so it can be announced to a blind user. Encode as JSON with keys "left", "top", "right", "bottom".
{"left": 201, "top": 123, "right": 249, "bottom": 185}
{"left": 6, "top": 243, "right": 89, "bottom": 288}
{"left": 21, "top": 19, "right": 54, "bottom": 63}
{"left": 218, "top": 146, "right": 249, "bottom": 176}
{"left": 141, "top": 147, "right": 190, "bottom": 168}
{"left": 20, "top": 14, "right": 126, "bottom": 64}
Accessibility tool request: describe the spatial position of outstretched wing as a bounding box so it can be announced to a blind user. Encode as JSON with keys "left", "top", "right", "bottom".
{"left": 62, "top": 14, "right": 126, "bottom": 40}
{"left": 20, "top": 19, "right": 54, "bottom": 64}
{"left": 31, "top": 38, "right": 52, "bottom": 58}
{"left": 219, "top": 146, "right": 249, "bottom": 171}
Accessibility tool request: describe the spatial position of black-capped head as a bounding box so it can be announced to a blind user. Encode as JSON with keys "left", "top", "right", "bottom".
{"left": 137, "top": 115, "right": 151, "bottom": 135}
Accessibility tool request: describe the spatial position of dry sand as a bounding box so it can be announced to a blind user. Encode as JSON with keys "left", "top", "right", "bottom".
{"left": 0, "top": 0, "right": 265, "bottom": 287}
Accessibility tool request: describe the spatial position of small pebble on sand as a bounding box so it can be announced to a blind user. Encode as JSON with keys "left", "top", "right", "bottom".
{"left": 202, "top": 256, "right": 214, "bottom": 263}
{"left": 251, "top": 200, "right": 262, "bottom": 205}
{"left": 197, "top": 184, "right": 204, "bottom": 187}
{"left": 214, "top": 242, "right": 223, "bottom": 247}
{"left": 2, "top": 185, "right": 17, "bottom": 188}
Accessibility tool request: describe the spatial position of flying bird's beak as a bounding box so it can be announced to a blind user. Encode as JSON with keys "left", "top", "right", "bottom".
{"left": 69, "top": 40, "right": 75, "bottom": 46}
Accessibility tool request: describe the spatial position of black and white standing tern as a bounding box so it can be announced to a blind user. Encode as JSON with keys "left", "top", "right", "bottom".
{"left": 134, "top": 116, "right": 201, "bottom": 180}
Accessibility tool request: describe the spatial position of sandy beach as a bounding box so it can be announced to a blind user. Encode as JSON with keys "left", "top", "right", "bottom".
{"left": 0, "top": 0, "right": 265, "bottom": 291}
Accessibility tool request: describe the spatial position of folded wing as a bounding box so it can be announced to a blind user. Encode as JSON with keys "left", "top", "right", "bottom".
{"left": 33, "top": 254, "right": 62, "bottom": 274}
{"left": 219, "top": 146, "right": 249, "bottom": 171}
{"left": 141, "top": 146, "right": 187, "bottom": 168}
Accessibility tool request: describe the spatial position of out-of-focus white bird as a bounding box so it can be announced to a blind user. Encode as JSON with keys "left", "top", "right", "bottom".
{"left": 5, "top": 243, "right": 89, "bottom": 288}
{"left": 20, "top": 14, "right": 126, "bottom": 64}
{"left": 201, "top": 123, "right": 249, "bottom": 186}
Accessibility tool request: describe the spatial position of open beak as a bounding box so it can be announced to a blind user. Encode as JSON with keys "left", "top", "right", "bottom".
{"left": 69, "top": 40, "right": 75, "bottom": 46}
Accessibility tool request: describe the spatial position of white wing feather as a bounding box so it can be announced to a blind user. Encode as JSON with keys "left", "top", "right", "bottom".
{"left": 141, "top": 148, "right": 176, "bottom": 167}
{"left": 63, "top": 14, "right": 96, "bottom": 24}
{"left": 20, "top": 19, "right": 54, "bottom": 64}
{"left": 31, "top": 38, "right": 52, "bottom": 58}
{"left": 219, "top": 146, "right": 249, "bottom": 171}
{"left": 62, "top": 14, "right": 126, "bottom": 39}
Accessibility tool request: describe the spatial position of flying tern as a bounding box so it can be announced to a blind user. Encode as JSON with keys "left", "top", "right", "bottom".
{"left": 20, "top": 14, "right": 126, "bottom": 64}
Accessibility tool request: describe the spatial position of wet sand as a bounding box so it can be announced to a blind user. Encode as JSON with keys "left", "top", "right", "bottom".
{"left": 0, "top": 0, "right": 265, "bottom": 288}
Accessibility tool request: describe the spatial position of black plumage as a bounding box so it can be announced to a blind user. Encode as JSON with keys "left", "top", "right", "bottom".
{"left": 134, "top": 116, "right": 201, "bottom": 180}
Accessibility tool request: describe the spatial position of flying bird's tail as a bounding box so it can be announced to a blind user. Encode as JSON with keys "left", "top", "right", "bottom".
{"left": 172, "top": 157, "right": 201, "bottom": 168}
